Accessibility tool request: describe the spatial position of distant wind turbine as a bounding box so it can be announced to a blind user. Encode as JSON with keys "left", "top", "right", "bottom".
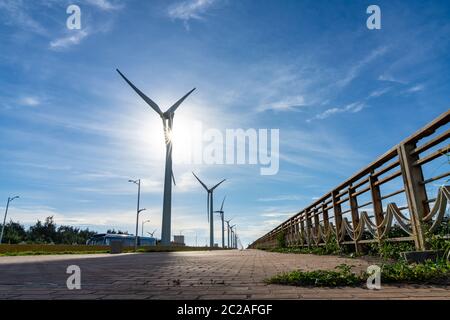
{"left": 147, "top": 229, "right": 157, "bottom": 237}
{"left": 117, "top": 69, "right": 195, "bottom": 245}
{"left": 214, "top": 196, "right": 226, "bottom": 248}
{"left": 225, "top": 218, "right": 233, "bottom": 248}
{"left": 192, "top": 172, "right": 226, "bottom": 248}
{"left": 230, "top": 224, "right": 236, "bottom": 249}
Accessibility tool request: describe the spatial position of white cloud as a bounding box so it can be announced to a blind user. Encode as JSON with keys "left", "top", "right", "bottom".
{"left": 85, "top": 0, "right": 123, "bottom": 11}
{"left": 168, "top": 0, "right": 218, "bottom": 29}
{"left": 405, "top": 84, "right": 425, "bottom": 93}
{"left": 258, "top": 195, "right": 303, "bottom": 202}
{"left": 257, "top": 95, "right": 307, "bottom": 112}
{"left": 49, "top": 30, "right": 89, "bottom": 49}
{"left": 18, "top": 96, "right": 40, "bottom": 107}
{"left": 369, "top": 87, "right": 391, "bottom": 98}
{"left": 378, "top": 74, "right": 407, "bottom": 84}
{"left": 0, "top": 0, "right": 46, "bottom": 35}
{"left": 337, "top": 46, "right": 388, "bottom": 88}
{"left": 308, "top": 101, "right": 366, "bottom": 122}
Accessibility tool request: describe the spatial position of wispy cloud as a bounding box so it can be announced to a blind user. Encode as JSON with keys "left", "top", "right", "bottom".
{"left": 258, "top": 195, "right": 303, "bottom": 202}
{"left": 369, "top": 87, "right": 391, "bottom": 98}
{"left": 307, "top": 101, "right": 366, "bottom": 122}
{"left": 49, "top": 30, "right": 89, "bottom": 49}
{"left": 18, "top": 96, "right": 40, "bottom": 107}
{"left": 257, "top": 95, "right": 307, "bottom": 112}
{"left": 404, "top": 84, "right": 425, "bottom": 93}
{"left": 168, "top": 0, "right": 218, "bottom": 29}
{"left": 0, "top": 0, "right": 46, "bottom": 35}
{"left": 85, "top": 0, "right": 123, "bottom": 11}
{"left": 378, "top": 74, "right": 407, "bottom": 84}
{"left": 336, "top": 46, "right": 388, "bottom": 88}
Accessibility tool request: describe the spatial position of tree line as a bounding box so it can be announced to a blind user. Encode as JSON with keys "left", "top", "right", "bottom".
{"left": 1, "top": 216, "right": 98, "bottom": 245}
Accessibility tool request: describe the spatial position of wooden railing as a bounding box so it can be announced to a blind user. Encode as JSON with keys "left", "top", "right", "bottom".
{"left": 250, "top": 110, "right": 450, "bottom": 251}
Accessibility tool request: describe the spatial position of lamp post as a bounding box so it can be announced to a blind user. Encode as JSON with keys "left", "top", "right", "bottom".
{"left": 142, "top": 219, "right": 151, "bottom": 237}
{"left": 129, "top": 179, "right": 145, "bottom": 251}
{"left": 0, "top": 196, "right": 19, "bottom": 244}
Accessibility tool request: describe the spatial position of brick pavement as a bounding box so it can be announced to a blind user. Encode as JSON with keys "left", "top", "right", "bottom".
{"left": 0, "top": 249, "right": 448, "bottom": 299}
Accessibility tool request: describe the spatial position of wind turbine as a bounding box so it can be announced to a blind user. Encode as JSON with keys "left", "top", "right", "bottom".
{"left": 214, "top": 196, "right": 226, "bottom": 248}
{"left": 117, "top": 69, "right": 195, "bottom": 245}
{"left": 230, "top": 224, "right": 236, "bottom": 249}
{"left": 147, "top": 229, "right": 157, "bottom": 237}
{"left": 192, "top": 172, "right": 226, "bottom": 248}
{"left": 225, "top": 218, "right": 233, "bottom": 248}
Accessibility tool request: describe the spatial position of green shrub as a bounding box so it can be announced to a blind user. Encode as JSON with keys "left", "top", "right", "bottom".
{"left": 266, "top": 264, "right": 361, "bottom": 287}
{"left": 367, "top": 240, "right": 415, "bottom": 260}
{"left": 267, "top": 260, "right": 450, "bottom": 287}
{"left": 380, "top": 259, "right": 450, "bottom": 284}
{"left": 276, "top": 231, "right": 286, "bottom": 248}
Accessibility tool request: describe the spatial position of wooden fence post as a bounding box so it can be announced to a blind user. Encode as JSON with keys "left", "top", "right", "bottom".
{"left": 332, "top": 191, "right": 342, "bottom": 249}
{"left": 300, "top": 218, "right": 306, "bottom": 247}
{"left": 322, "top": 203, "right": 330, "bottom": 244}
{"left": 348, "top": 185, "right": 362, "bottom": 253}
{"left": 313, "top": 208, "right": 320, "bottom": 245}
{"left": 398, "top": 143, "right": 430, "bottom": 251}
{"left": 305, "top": 210, "right": 312, "bottom": 248}
{"left": 369, "top": 173, "right": 384, "bottom": 243}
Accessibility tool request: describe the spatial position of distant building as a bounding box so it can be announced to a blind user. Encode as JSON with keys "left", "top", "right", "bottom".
{"left": 86, "top": 234, "right": 156, "bottom": 246}
{"left": 173, "top": 235, "right": 185, "bottom": 246}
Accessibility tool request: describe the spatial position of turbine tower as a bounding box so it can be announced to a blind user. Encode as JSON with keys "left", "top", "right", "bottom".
{"left": 192, "top": 172, "right": 226, "bottom": 247}
{"left": 225, "top": 218, "right": 233, "bottom": 248}
{"left": 117, "top": 69, "right": 195, "bottom": 245}
{"left": 230, "top": 224, "right": 236, "bottom": 249}
{"left": 214, "top": 196, "right": 226, "bottom": 248}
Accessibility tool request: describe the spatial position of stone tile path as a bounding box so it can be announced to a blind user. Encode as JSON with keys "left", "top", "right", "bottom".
{"left": 0, "top": 250, "right": 448, "bottom": 299}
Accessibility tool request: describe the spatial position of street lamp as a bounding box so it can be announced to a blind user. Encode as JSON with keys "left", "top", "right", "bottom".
{"left": 142, "top": 219, "right": 151, "bottom": 237}
{"left": 129, "top": 179, "right": 145, "bottom": 251}
{"left": 0, "top": 196, "right": 19, "bottom": 244}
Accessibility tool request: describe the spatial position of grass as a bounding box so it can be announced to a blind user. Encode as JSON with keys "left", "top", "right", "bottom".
{"left": 266, "top": 259, "right": 450, "bottom": 287}
{"left": 268, "top": 246, "right": 339, "bottom": 256}
{"left": 267, "top": 264, "right": 361, "bottom": 287}
{"left": 0, "top": 244, "right": 228, "bottom": 256}
{"left": 0, "top": 250, "right": 111, "bottom": 256}
{"left": 136, "top": 246, "right": 230, "bottom": 253}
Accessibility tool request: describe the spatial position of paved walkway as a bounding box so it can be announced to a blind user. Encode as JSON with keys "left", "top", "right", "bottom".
{"left": 0, "top": 250, "right": 448, "bottom": 299}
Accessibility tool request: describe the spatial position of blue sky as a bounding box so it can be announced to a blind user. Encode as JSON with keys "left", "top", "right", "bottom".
{"left": 0, "top": 0, "right": 449, "bottom": 247}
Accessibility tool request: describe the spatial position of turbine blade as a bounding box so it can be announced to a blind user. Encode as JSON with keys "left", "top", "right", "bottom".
{"left": 211, "top": 179, "right": 226, "bottom": 191}
{"left": 220, "top": 196, "right": 226, "bottom": 211}
{"left": 192, "top": 172, "right": 209, "bottom": 191}
{"left": 165, "top": 88, "right": 196, "bottom": 115}
{"left": 116, "top": 69, "right": 163, "bottom": 116}
{"left": 172, "top": 172, "right": 176, "bottom": 186}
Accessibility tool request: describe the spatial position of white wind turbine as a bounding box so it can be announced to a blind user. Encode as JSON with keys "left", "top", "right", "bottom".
{"left": 117, "top": 69, "right": 195, "bottom": 245}
{"left": 230, "top": 224, "right": 236, "bottom": 249}
{"left": 192, "top": 172, "right": 226, "bottom": 248}
{"left": 214, "top": 196, "right": 226, "bottom": 248}
{"left": 147, "top": 229, "right": 157, "bottom": 237}
{"left": 225, "top": 218, "right": 233, "bottom": 248}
